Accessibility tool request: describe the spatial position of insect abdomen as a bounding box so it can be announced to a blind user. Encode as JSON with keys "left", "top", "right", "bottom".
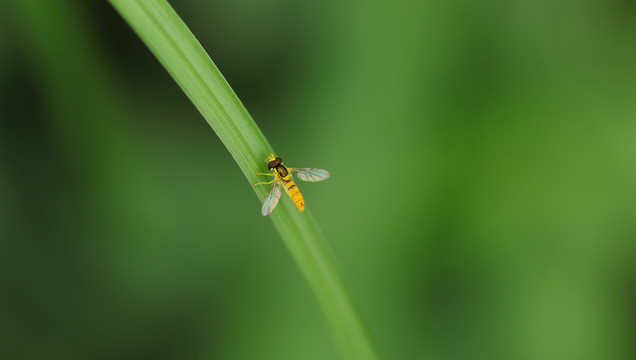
{"left": 283, "top": 180, "right": 304, "bottom": 212}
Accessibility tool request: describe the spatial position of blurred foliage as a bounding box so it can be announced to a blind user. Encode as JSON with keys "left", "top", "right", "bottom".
{"left": 2, "top": 0, "right": 636, "bottom": 359}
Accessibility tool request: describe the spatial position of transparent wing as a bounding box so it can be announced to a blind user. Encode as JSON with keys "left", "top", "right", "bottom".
{"left": 261, "top": 180, "right": 282, "bottom": 216}
{"left": 290, "top": 168, "right": 330, "bottom": 182}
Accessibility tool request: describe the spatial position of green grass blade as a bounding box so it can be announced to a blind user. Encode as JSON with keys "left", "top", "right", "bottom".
{"left": 108, "top": 1, "right": 380, "bottom": 358}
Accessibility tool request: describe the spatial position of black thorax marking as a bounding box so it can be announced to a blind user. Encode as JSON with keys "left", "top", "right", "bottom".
{"left": 276, "top": 165, "right": 289, "bottom": 177}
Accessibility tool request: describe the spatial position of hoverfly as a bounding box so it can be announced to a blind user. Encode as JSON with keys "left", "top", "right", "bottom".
{"left": 252, "top": 154, "right": 330, "bottom": 216}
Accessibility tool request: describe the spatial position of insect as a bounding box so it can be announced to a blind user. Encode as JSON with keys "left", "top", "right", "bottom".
{"left": 252, "top": 154, "right": 330, "bottom": 216}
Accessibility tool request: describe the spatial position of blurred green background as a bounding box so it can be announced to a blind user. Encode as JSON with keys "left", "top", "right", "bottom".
{"left": 2, "top": 0, "right": 636, "bottom": 359}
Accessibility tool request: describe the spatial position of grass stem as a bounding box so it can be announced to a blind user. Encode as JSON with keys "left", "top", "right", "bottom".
{"left": 108, "top": 1, "right": 380, "bottom": 358}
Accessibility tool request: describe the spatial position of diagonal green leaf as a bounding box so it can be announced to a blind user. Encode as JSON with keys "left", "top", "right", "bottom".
{"left": 108, "top": 1, "right": 380, "bottom": 359}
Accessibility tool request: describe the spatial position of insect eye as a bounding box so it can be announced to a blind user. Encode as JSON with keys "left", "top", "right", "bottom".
{"left": 267, "top": 157, "right": 282, "bottom": 170}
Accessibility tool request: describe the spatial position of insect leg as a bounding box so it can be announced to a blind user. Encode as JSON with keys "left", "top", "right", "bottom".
{"left": 252, "top": 179, "right": 275, "bottom": 188}
{"left": 256, "top": 173, "right": 275, "bottom": 176}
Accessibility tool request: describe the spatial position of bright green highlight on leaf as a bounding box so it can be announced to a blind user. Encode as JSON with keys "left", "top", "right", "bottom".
{"left": 107, "top": 0, "right": 380, "bottom": 359}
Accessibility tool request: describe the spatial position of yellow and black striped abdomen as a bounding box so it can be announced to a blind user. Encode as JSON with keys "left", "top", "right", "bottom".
{"left": 283, "top": 179, "right": 304, "bottom": 212}
{"left": 274, "top": 164, "right": 305, "bottom": 212}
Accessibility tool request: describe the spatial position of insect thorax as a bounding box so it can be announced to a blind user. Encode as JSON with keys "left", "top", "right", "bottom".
{"left": 275, "top": 165, "right": 289, "bottom": 178}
